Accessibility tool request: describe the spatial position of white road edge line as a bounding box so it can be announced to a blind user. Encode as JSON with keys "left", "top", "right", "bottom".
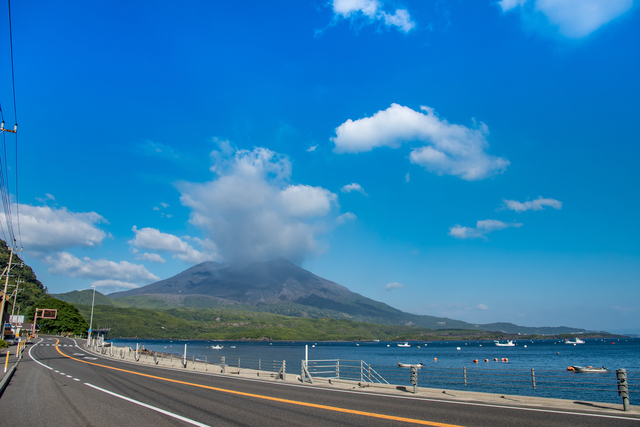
{"left": 84, "top": 383, "right": 211, "bottom": 427}
{"left": 28, "top": 341, "right": 53, "bottom": 370}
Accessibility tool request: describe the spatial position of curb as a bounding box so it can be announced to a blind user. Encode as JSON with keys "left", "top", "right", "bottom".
{"left": 0, "top": 354, "right": 20, "bottom": 397}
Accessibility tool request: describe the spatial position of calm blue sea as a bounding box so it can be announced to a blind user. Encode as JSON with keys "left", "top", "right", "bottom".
{"left": 109, "top": 337, "right": 640, "bottom": 404}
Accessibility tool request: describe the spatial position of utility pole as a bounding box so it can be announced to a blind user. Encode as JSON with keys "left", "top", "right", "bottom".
{"left": 10, "top": 279, "right": 20, "bottom": 319}
{"left": 87, "top": 285, "right": 96, "bottom": 345}
{"left": 0, "top": 244, "right": 15, "bottom": 340}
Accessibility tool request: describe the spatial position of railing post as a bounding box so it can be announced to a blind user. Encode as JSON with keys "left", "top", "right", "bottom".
{"left": 183, "top": 344, "right": 187, "bottom": 368}
{"left": 336, "top": 359, "right": 339, "bottom": 379}
{"left": 463, "top": 367, "right": 467, "bottom": 385}
{"left": 360, "top": 360, "right": 364, "bottom": 383}
{"left": 617, "top": 369, "right": 630, "bottom": 411}
{"left": 221, "top": 356, "right": 226, "bottom": 373}
{"left": 411, "top": 366, "right": 418, "bottom": 394}
{"left": 279, "top": 360, "right": 286, "bottom": 381}
{"left": 135, "top": 343, "right": 139, "bottom": 361}
{"left": 301, "top": 359, "right": 314, "bottom": 384}
{"left": 531, "top": 368, "right": 536, "bottom": 389}
{"left": 238, "top": 358, "right": 241, "bottom": 369}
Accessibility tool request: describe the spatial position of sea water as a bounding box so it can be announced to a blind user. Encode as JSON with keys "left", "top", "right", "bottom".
{"left": 109, "top": 337, "right": 640, "bottom": 404}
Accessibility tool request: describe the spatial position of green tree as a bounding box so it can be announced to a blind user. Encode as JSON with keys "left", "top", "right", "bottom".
{"left": 0, "top": 239, "right": 48, "bottom": 314}
{"left": 26, "top": 298, "right": 88, "bottom": 335}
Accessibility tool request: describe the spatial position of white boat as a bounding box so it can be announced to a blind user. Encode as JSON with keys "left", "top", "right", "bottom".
{"left": 570, "top": 365, "right": 608, "bottom": 373}
{"left": 564, "top": 338, "right": 585, "bottom": 345}
{"left": 495, "top": 340, "right": 516, "bottom": 347}
{"left": 211, "top": 345, "right": 224, "bottom": 350}
{"left": 397, "top": 362, "right": 423, "bottom": 368}
{"left": 397, "top": 342, "right": 410, "bottom": 347}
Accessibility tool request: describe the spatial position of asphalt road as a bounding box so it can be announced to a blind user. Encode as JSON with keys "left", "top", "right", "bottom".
{"left": 0, "top": 336, "right": 638, "bottom": 426}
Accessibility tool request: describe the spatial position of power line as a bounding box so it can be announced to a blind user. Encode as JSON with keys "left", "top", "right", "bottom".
{"left": 6, "top": 0, "right": 19, "bottom": 249}
{"left": 0, "top": 0, "right": 20, "bottom": 251}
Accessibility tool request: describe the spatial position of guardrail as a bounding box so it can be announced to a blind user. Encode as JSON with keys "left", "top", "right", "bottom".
{"left": 86, "top": 339, "right": 636, "bottom": 410}
{"left": 307, "top": 358, "right": 637, "bottom": 409}
{"left": 90, "top": 340, "right": 289, "bottom": 380}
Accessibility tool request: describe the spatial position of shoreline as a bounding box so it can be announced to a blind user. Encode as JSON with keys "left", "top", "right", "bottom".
{"left": 103, "top": 333, "right": 628, "bottom": 343}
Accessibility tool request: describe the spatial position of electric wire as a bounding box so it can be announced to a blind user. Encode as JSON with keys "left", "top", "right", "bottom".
{"left": 0, "top": 0, "right": 20, "bottom": 251}
{"left": 0, "top": 129, "right": 14, "bottom": 245}
{"left": 6, "top": 0, "right": 19, "bottom": 249}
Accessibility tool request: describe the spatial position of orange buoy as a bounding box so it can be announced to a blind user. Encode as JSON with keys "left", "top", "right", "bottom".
{"left": 473, "top": 359, "right": 478, "bottom": 363}
{"left": 434, "top": 358, "right": 437, "bottom": 362}
{"left": 494, "top": 358, "right": 498, "bottom": 361}
{"left": 484, "top": 359, "right": 489, "bottom": 362}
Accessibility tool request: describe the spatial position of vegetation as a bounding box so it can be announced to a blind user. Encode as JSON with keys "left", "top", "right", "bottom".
{"left": 0, "top": 340, "right": 8, "bottom": 348}
{"left": 70, "top": 304, "right": 621, "bottom": 341}
{"left": 0, "top": 239, "right": 47, "bottom": 316}
{"left": 25, "top": 298, "right": 88, "bottom": 335}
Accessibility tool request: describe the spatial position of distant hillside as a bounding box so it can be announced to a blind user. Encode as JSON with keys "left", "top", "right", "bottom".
{"left": 70, "top": 303, "right": 535, "bottom": 341}
{"left": 53, "top": 289, "right": 119, "bottom": 306}
{"left": 101, "top": 258, "right": 589, "bottom": 335}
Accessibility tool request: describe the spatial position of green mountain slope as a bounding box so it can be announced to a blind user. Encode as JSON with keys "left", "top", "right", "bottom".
{"left": 73, "top": 303, "right": 511, "bottom": 341}
{"left": 0, "top": 239, "right": 48, "bottom": 317}
{"left": 100, "top": 259, "right": 589, "bottom": 335}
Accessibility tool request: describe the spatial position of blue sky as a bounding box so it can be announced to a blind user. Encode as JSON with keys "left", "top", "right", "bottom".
{"left": 1, "top": 0, "right": 638, "bottom": 333}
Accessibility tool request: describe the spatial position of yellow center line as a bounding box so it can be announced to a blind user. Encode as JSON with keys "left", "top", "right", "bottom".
{"left": 54, "top": 339, "right": 464, "bottom": 427}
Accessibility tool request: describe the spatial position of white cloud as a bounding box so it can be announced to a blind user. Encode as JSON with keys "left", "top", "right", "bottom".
{"left": 178, "top": 147, "right": 342, "bottom": 264}
{"left": 129, "top": 226, "right": 216, "bottom": 264}
{"left": 336, "top": 212, "right": 357, "bottom": 224}
{"left": 341, "top": 183, "right": 368, "bottom": 196}
{"left": 499, "top": 0, "right": 634, "bottom": 39}
{"left": 381, "top": 9, "right": 415, "bottom": 32}
{"left": 405, "top": 173, "right": 410, "bottom": 183}
{"left": 449, "top": 219, "right": 523, "bottom": 240}
{"left": 19, "top": 204, "right": 108, "bottom": 253}
{"left": 501, "top": 196, "right": 562, "bottom": 212}
{"left": 307, "top": 145, "right": 318, "bottom": 152}
{"left": 331, "top": 0, "right": 415, "bottom": 33}
{"left": 35, "top": 193, "right": 56, "bottom": 204}
{"left": 332, "top": 104, "right": 509, "bottom": 181}
{"left": 92, "top": 279, "right": 140, "bottom": 290}
{"left": 138, "top": 252, "right": 166, "bottom": 264}
{"left": 385, "top": 282, "right": 404, "bottom": 291}
{"left": 45, "top": 252, "right": 159, "bottom": 282}
{"left": 160, "top": 202, "right": 169, "bottom": 208}
{"left": 280, "top": 185, "right": 338, "bottom": 217}
{"left": 478, "top": 303, "right": 489, "bottom": 310}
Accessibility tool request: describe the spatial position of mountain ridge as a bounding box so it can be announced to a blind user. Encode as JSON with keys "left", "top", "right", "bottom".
{"left": 100, "top": 259, "right": 590, "bottom": 335}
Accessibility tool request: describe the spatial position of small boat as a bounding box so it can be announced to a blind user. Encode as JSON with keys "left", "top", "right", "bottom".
{"left": 495, "top": 340, "right": 515, "bottom": 347}
{"left": 397, "top": 362, "right": 423, "bottom": 368}
{"left": 230, "top": 346, "right": 236, "bottom": 349}
{"left": 397, "top": 342, "right": 410, "bottom": 348}
{"left": 570, "top": 365, "right": 608, "bottom": 373}
{"left": 564, "top": 338, "right": 585, "bottom": 345}
{"left": 211, "top": 345, "right": 224, "bottom": 350}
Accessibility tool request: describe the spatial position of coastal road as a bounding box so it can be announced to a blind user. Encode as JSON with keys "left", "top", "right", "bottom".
{"left": 0, "top": 336, "right": 637, "bottom": 426}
